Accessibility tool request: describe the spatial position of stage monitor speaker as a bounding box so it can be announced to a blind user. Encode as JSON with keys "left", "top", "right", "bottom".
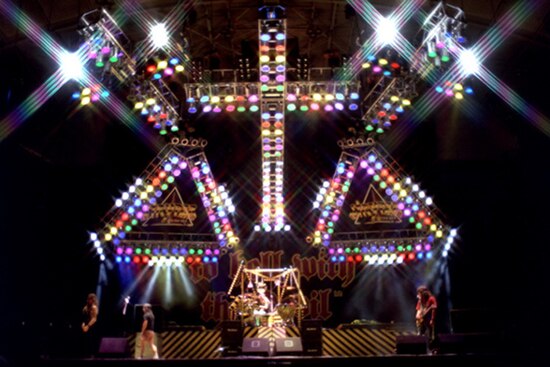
{"left": 274, "top": 337, "right": 303, "bottom": 355}
{"left": 301, "top": 319, "right": 322, "bottom": 341}
{"left": 242, "top": 337, "right": 270, "bottom": 356}
{"left": 395, "top": 335, "right": 428, "bottom": 355}
{"left": 98, "top": 337, "right": 130, "bottom": 358}
{"left": 221, "top": 320, "right": 242, "bottom": 346}
{"left": 301, "top": 341, "right": 323, "bottom": 356}
{"left": 221, "top": 347, "right": 240, "bottom": 357}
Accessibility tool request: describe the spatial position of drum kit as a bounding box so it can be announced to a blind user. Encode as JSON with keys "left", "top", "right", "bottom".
{"left": 229, "top": 293, "right": 299, "bottom": 327}
{"left": 275, "top": 294, "right": 298, "bottom": 325}
{"left": 226, "top": 266, "right": 306, "bottom": 327}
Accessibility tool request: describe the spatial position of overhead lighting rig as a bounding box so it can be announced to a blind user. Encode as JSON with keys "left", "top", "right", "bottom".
{"left": 183, "top": 82, "right": 260, "bottom": 114}
{"left": 285, "top": 81, "right": 361, "bottom": 112}
{"left": 75, "top": 8, "right": 187, "bottom": 134}
{"left": 361, "top": 73, "right": 418, "bottom": 135}
{"left": 256, "top": 7, "right": 288, "bottom": 232}
{"left": 310, "top": 139, "right": 454, "bottom": 262}
{"left": 76, "top": 9, "right": 135, "bottom": 104}
{"left": 415, "top": 1, "right": 474, "bottom": 99}
{"left": 421, "top": 1, "right": 467, "bottom": 68}
{"left": 90, "top": 139, "right": 240, "bottom": 264}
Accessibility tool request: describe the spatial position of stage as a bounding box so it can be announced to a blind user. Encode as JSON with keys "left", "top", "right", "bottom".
{"left": 34, "top": 352, "right": 542, "bottom": 367}
{"left": 8, "top": 323, "right": 531, "bottom": 367}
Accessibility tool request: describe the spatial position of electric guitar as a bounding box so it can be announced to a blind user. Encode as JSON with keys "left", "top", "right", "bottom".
{"left": 415, "top": 304, "right": 435, "bottom": 327}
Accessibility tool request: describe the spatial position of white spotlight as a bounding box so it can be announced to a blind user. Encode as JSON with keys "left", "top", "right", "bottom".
{"left": 59, "top": 51, "right": 84, "bottom": 81}
{"left": 458, "top": 49, "right": 480, "bottom": 76}
{"left": 150, "top": 23, "right": 169, "bottom": 49}
{"left": 376, "top": 17, "right": 398, "bottom": 46}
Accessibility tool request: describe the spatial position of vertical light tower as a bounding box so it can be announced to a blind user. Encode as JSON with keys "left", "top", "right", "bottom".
{"left": 257, "top": 7, "right": 288, "bottom": 232}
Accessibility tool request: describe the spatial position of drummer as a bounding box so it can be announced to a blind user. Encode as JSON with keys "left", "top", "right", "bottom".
{"left": 252, "top": 284, "right": 272, "bottom": 326}
{"left": 256, "top": 283, "right": 272, "bottom": 313}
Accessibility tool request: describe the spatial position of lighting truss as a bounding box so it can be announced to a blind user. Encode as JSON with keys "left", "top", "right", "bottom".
{"left": 328, "top": 229, "right": 443, "bottom": 265}
{"left": 182, "top": 79, "right": 362, "bottom": 115}
{"left": 80, "top": 2, "right": 465, "bottom": 262}
{"left": 185, "top": 150, "right": 240, "bottom": 246}
{"left": 285, "top": 81, "right": 361, "bottom": 112}
{"left": 257, "top": 8, "right": 288, "bottom": 232}
{"left": 78, "top": 9, "right": 135, "bottom": 90}
{"left": 113, "top": 231, "right": 222, "bottom": 266}
{"left": 310, "top": 138, "right": 455, "bottom": 264}
{"left": 77, "top": 8, "right": 185, "bottom": 133}
{"left": 129, "top": 77, "right": 182, "bottom": 135}
{"left": 420, "top": 1, "right": 467, "bottom": 68}
{"left": 90, "top": 138, "right": 239, "bottom": 265}
{"left": 183, "top": 82, "right": 260, "bottom": 113}
{"left": 361, "top": 73, "right": 418, "bottom": 135}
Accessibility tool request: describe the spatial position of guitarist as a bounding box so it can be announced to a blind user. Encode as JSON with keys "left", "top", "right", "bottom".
{"left": 415, "top": 286, "right": 437, "bottom": 344}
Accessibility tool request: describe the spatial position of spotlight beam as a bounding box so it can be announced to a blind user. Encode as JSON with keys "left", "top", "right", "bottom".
{"left": 462, "top": 1, "right": 540, "bottom": 68}
{"left": 475, "top": 64, "right": 550, "bottom": 137}
{"left": 0, "top": 0, "right": 75, "bottom": 139}
{"left": 0, "top": 0, "right": 64, "bottom": 60}
{"left": 0, "top": 70, "right": 66, "bottom": 141}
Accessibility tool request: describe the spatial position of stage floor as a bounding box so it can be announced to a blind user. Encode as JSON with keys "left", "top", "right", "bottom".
{"left": 4, "top": 325, "right": 540, "bottom": 367}
{"left": 34, "top": 353, "right": 546, "bottom": 367}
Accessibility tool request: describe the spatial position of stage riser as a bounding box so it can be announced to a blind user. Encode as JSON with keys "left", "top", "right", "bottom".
{"left": 126, "top": 327, "right": 414, "bottom": 358}
{"left": 323, "top": 328, "right": 412, "bottom": 356}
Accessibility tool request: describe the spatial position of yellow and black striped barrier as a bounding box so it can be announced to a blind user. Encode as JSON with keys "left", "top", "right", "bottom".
{"left": 126, "top": 325, "right": 414, "bottom": 359}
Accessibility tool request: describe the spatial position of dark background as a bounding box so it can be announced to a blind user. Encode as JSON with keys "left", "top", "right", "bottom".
{"left": 1, "top": 0, "right": 550, "bottom": 362}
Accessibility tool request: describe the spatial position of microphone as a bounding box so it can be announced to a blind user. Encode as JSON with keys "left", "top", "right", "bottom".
{"left": 122, "top": 296, "right": 130, "bottom": 315}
